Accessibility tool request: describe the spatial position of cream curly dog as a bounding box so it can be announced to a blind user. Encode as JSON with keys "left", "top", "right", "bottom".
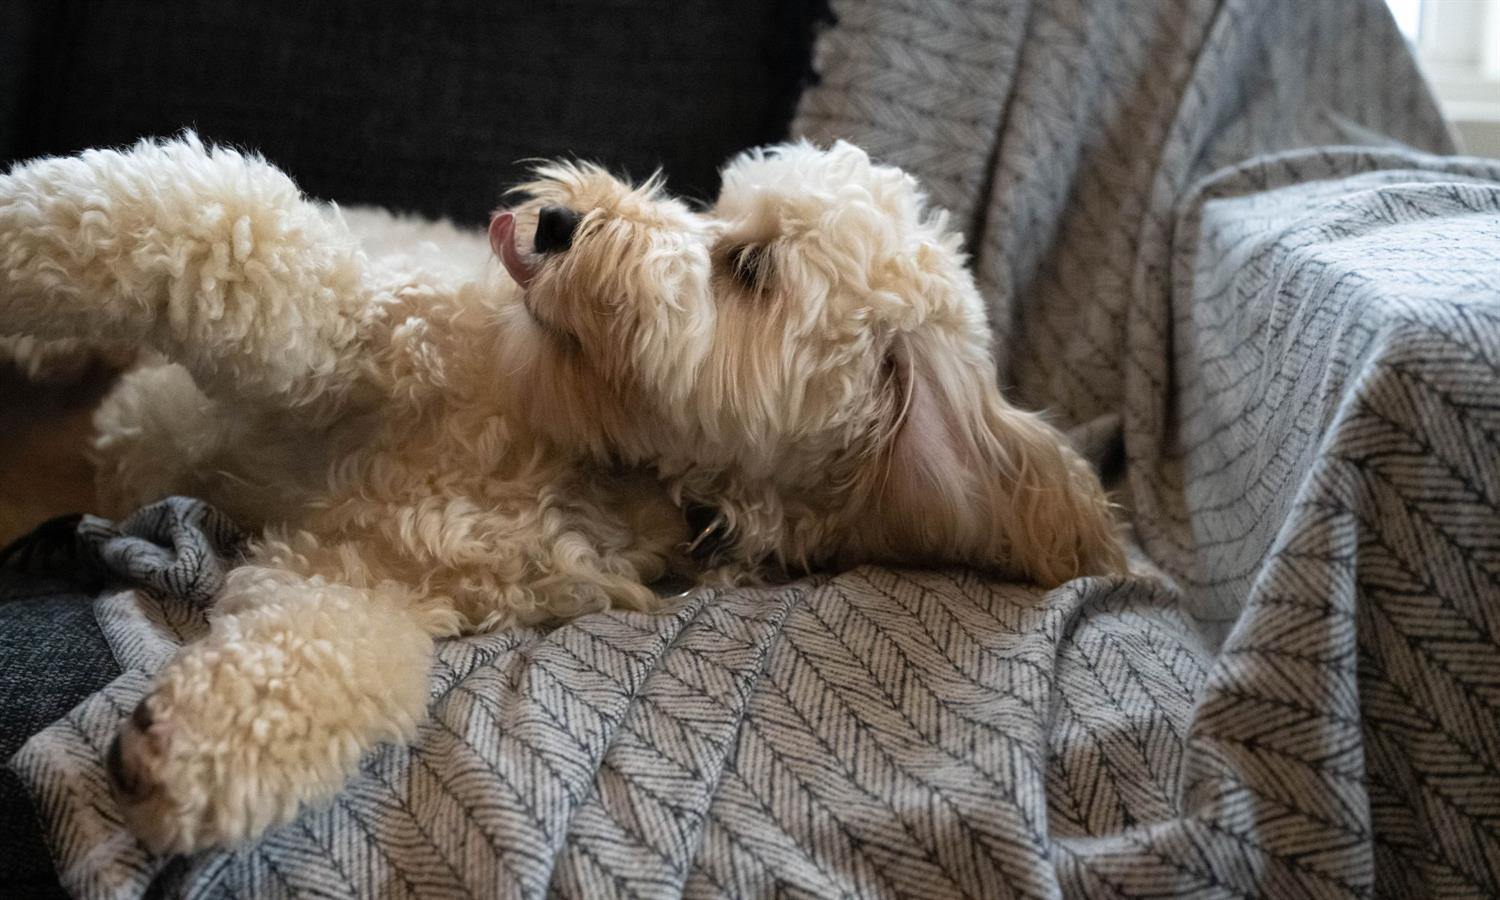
{"left": 0, "top": 135, "right": 1124, "bottom": 853}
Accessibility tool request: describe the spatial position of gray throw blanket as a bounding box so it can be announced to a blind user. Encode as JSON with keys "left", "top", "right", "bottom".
{"left": 13, "top": 0, "right": 1500, "bottom": 896}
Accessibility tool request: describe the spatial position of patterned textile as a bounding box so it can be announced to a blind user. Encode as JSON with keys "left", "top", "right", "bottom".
{"left": 0, "top": 578, "right": 119, "bottom": 898}
{"left": 11, "top": 0, "right": 1500, "bottom": 897}
{"left": 0, "top": 498, "right": 247, "bottom": 607}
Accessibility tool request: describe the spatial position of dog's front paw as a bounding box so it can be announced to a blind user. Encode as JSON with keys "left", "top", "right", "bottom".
{"left": 103, "top": 649, "right": 345, "bottom": 855}
{"left": 104, "top": 692, "right": 263, "bottom": 855}
{"left": 106, "top": 695, "right": 205, "bottom": 853}
{"left": 102, "top": 594, "right": 431, "bottom": 855}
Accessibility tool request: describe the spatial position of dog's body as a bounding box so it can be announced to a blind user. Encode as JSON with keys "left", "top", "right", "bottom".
{"left": 90, "top": 197, "right": 687, "bottom": 623}
{"left": 0, "top": 136, "right": 1124, "bottom": 853}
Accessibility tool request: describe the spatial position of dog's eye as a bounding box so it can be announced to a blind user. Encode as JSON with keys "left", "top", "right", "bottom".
{"left": 724, "top": 243, "right": 771, "bottom": 291}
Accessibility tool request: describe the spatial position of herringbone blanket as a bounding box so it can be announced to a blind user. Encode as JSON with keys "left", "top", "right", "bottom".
{"left": 12, "top": 0, "right": 1500, "bottom": 896}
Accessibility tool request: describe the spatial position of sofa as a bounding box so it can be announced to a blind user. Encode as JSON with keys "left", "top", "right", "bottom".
{"left": 5, "top": 0, "right": 1500, "bottom": 897}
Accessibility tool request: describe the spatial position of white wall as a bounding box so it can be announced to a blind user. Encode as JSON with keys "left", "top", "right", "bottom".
{"left": 1454, "top": 120, "right": 1500, "bottom": 158}
{"left": 1397, "top": 0, "right": 1500, "bottom": 158}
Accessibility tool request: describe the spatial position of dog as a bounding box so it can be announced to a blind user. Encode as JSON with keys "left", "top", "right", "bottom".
{"left": 0, "top": 135, "right": 1124, "bottom": 853}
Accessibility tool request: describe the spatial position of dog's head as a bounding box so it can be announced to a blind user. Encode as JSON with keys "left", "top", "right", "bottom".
{"left": 492, "top": 141, "right": 1124, "bottom": 585}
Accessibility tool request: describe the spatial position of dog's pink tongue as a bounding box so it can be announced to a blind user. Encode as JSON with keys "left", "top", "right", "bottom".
{"left": 489, "top": 212, "right": 536, "bottom": 288}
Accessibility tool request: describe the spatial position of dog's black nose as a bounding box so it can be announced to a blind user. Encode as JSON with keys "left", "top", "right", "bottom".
{"left": 534, "top": 206, "right": 580, "bottom": 254}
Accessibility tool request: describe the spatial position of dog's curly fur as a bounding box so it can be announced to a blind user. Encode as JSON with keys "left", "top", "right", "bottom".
{"left": 0, "top": 135, "right": 1124, "bottom": 853}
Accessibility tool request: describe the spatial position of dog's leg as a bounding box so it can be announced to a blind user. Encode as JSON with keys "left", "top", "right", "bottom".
{"left": 103, "top": 564, "right": 447, "bottom": 854}
{"left": 0, "top": 135, "right": 371, "bottom": 414}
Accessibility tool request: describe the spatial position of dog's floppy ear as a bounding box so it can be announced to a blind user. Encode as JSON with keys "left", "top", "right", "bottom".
{"left": 860, "top": 328, "right": 1125, "bottom": 586}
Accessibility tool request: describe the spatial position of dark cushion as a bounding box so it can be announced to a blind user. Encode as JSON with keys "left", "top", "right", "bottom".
{"left": 0, "top": 0, "right": 49, "bottom": 163}
{"left": 5, "top": 0, "right": 825, "bottom": 224}
{"left": 0, "top": 578, "right": 121, "bottom": 899}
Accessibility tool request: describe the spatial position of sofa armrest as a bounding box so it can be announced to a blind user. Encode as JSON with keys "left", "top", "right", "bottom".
{"left": 1153, "top": 152, "right": 1500, "bottom": 620}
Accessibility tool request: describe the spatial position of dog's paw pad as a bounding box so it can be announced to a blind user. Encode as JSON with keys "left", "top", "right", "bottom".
{"left": 105, "top": 697, "right": 173, "bottom": 805}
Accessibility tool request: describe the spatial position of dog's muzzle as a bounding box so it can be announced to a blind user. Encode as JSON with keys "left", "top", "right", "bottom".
{"left": 490, "top": 206, "right": 582, "bottom": 288}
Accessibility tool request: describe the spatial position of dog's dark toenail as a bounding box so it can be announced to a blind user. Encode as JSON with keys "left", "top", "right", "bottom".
{"left": 131, "top": 698, "right": 154, "bottom": 730}
{"left": 534, "top": 206, "right": 580, "bottom": 254}
{"left": 105, "top": 734, "right": 136, "bottom": 797}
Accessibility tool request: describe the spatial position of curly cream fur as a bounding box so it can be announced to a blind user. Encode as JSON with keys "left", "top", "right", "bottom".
{"left": 508, "top": 141, "right": 1125, "bottom": 583}
{"left": 0, "top": 135, "right": 1123, "bottom": 854}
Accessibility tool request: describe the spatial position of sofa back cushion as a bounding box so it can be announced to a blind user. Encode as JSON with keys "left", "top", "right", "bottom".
{"left": 4, "top": 0, "right": 822, "bottom": 223}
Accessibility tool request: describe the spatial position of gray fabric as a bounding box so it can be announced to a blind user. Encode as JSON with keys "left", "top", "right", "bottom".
{"left": 0, "top": 498, "right": 245, "bottom": 604}
{"left": 71, "top": 499, "right": 246, "bottom": 609}
{"left": 10, "top": 0, "right": 1500, "bottom": 897}
{"left": 796, "top": 0, "right": 1500, "bottom": 895}
{"left": 0, "top": 578, "right": 120, "bottom": 900}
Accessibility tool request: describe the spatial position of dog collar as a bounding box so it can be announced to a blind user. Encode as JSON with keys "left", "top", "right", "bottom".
{"left": 683, "top": 502, "right": 729, "bottom": 562}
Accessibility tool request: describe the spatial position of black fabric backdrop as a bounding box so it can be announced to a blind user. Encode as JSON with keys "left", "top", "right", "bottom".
{"left": 1, "top": 0, "right": 824, "bottom": 222}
